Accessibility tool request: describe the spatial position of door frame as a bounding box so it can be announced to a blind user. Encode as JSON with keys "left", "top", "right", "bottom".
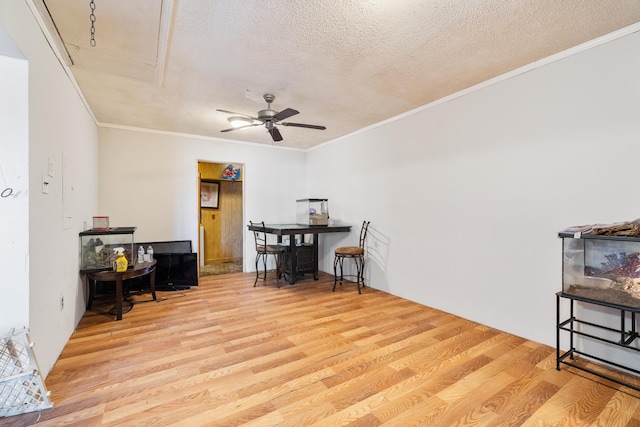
{"left": 197, "top": 161, "right": 244, "bottom": 274}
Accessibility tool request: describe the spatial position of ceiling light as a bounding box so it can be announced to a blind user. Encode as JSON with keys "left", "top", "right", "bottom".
{"left": 228, "top": 116, "right": 253, "bottom": 128}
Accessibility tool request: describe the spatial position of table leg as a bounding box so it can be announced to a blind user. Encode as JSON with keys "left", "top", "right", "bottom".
{"left": 313, "top": 233, "right": 319, "bottom": 280}
{"left": 85, "top": 275, "right": 95, "bottom": 310}
{"left": 288, "top": 236, "right": 297, "bottom": 284}
{"left": 150, "top": 266, "right": 157, "bottom": 300}
{"left": 115, "top": 276, "right": 123, "bottom": 321}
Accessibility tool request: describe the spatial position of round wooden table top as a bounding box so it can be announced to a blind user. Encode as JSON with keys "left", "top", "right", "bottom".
{"left": 86, "top": 259, "right": 156, "bottom": 281}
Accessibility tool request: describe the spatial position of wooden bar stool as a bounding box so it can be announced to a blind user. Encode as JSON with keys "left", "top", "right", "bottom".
{"left": 333, "top": 221, "right": 370, "bottom": 294}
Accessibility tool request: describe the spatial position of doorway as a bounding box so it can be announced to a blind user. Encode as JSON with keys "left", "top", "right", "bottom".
{"left": 198, "top": 162, "right": 244, "bottom": 276}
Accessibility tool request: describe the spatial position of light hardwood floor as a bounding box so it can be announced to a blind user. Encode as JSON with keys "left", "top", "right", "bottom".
{"left": 5, "top": 272, "right": 640, "bottom": 426}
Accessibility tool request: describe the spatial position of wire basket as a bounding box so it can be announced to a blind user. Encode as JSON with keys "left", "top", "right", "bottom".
{"left": 0, "top": 329, "right": 52, "bottom": 417}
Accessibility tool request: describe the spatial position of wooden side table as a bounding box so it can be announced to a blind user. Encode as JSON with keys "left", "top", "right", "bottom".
{"left": 83, "top": 260, "right": 157, "bottom": 320}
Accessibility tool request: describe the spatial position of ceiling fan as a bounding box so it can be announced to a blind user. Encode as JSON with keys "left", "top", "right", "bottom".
{"left": 217, "top": 94, "right": 326, "bottom": 142}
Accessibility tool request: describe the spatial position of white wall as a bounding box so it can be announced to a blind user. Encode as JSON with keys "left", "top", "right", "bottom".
{"left": 0, "top": 28, "right": 28, "bottom": 334}
{"left": 0, "top": 0, "right": 99, "bottom": 375}
{"left": 307, "top": 29, "right": 640, "bottom": 352}
{"left": 98, "top": 126, "right": 307, "bottom": 271}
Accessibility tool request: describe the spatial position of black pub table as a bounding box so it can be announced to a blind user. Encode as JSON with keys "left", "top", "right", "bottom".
{"left": 247, "top": 223, "right": 351, "bottom": 284}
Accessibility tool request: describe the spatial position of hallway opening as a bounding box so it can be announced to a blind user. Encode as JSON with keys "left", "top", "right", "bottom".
{"left": 198, "top": 162, "right": 243, "bottom": 276}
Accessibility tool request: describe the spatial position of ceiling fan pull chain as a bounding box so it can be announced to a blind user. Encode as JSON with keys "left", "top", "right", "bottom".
{"left": 89, "top": 0, "right": 96, "bottom": 47}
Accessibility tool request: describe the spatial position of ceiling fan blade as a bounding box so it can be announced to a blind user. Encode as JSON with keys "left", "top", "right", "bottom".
{"left": 273, "top": 108, "right": 299, "bottom": 121}
{"left": 280, "top": 122, "right": 326, "bottom": 130}
{"left": 216, "top": 109, "right": 258, "bottom": 121}
{"left": 269, "top": 127, "right": 283, "bottom": 142}
{"left": 220, "top": 123, "right": 260, "bottom": 132}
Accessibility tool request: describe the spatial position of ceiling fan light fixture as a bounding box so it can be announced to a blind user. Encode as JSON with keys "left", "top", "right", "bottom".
{"left": 228, "top": 116, "right": 252, "bottom": 128}
{"left": 218, "top": 94, "right": 325, "bottom": 142}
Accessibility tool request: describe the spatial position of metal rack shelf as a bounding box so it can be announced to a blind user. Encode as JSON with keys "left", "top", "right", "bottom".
{"left": 556, "top": 292, "right": 640, "bottom": 392}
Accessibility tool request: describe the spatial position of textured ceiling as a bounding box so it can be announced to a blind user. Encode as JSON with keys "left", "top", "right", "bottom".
{"left": 36, "top": 0, "right": 640, "bottom": 149}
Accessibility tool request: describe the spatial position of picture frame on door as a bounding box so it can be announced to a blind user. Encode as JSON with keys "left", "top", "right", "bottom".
{"left": 201, "top": 181, "right": 219, "bottom": 209}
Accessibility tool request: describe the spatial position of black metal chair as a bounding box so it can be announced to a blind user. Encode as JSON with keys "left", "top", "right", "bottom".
{"left": 250, "top": 221, "right": 286, "bottom": 287}
{"left": 333, "top": 221, "right": 370, "bottom": 294}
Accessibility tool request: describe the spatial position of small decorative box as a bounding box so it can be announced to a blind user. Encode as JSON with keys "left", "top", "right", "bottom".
{"left": 92, "top": 216, "right": 109, "bottom": 231}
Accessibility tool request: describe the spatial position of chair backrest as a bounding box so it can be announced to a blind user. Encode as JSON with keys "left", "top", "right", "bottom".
{"left": 249, "top": 221, "right": 267, "bottom": 249}
{"left": 358, "top": 221, "right": 370, "bottom": 249}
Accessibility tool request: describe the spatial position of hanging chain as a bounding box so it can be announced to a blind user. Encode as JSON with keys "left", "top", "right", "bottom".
{"left": 89, "top": 0, "right": 96, "bottom": 47}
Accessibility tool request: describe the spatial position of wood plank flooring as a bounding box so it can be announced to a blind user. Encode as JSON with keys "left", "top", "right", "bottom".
{"left": 5, "top": 272, "right": 640, "bottom": 426}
